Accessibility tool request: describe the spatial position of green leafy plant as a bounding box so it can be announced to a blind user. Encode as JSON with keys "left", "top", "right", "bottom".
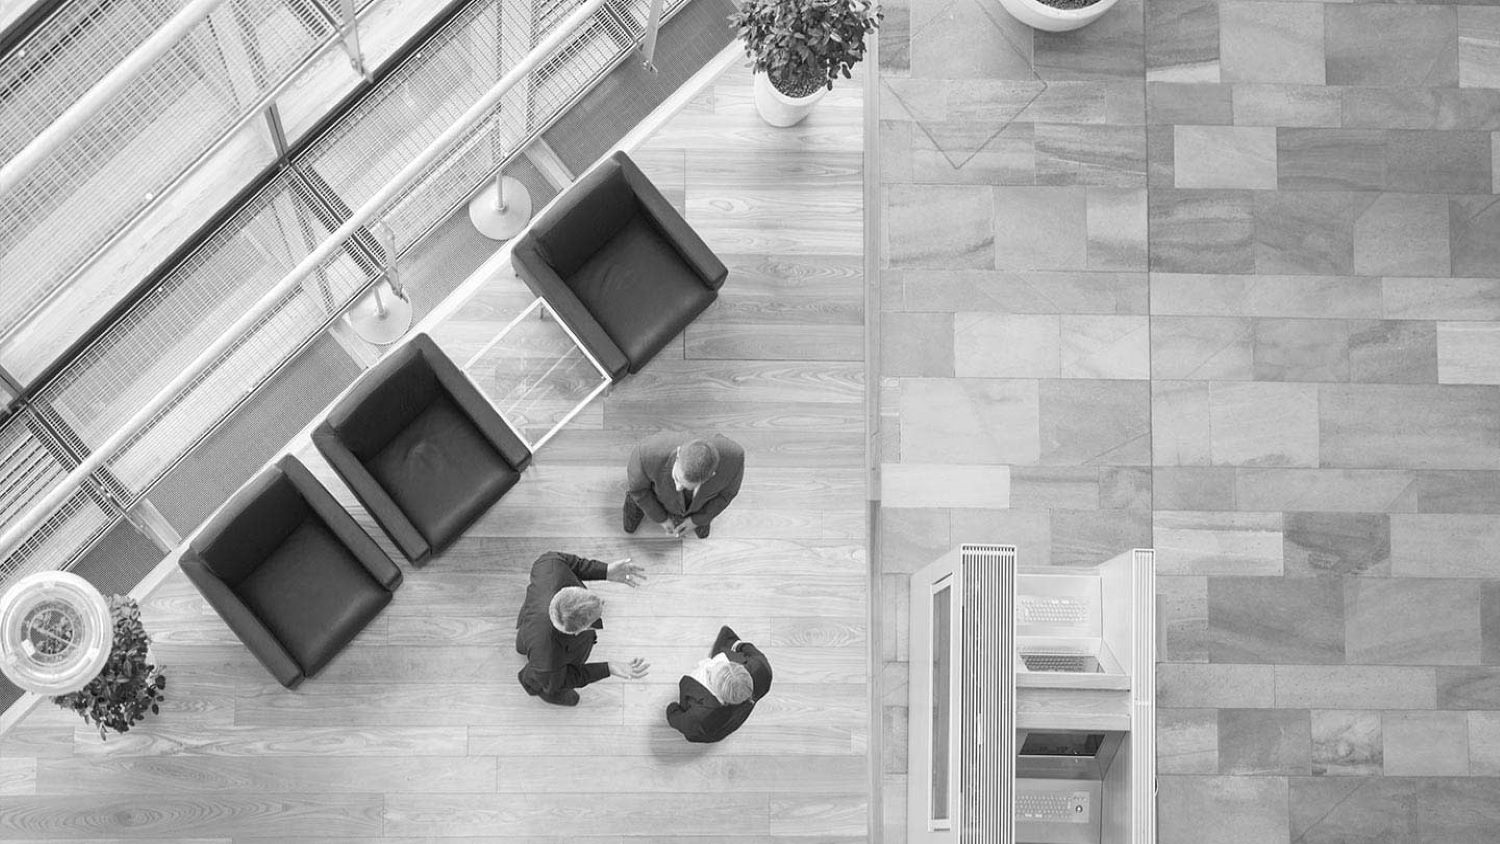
{"left": 731, "top": 0, "right": 882, "bottom": 97}
{"left": 52, "top": 595, "right": 166, "bottom": 739}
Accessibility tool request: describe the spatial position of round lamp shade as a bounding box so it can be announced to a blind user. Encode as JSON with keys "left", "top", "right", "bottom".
{"left": 0, "top": 572, "right": 112, "bottom": 695}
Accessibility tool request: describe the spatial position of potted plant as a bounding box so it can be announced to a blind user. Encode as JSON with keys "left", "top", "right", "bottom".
{"left": 52, "top": 594, "right": 166, "bottom": 739}
{"left": 995, "top": 0, "right": 1119, "bottom": 32}
{"left": 730, "top": 0, "right": 882, "bottom": 127}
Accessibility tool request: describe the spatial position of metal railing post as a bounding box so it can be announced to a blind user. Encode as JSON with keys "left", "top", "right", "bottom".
{"left": 640, "top": 0, "right": 665, "bottom": 72}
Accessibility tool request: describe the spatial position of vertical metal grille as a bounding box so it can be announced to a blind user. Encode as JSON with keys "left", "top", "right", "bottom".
{"left": 960, "top": 544, "right": 1015, "bottom": 844}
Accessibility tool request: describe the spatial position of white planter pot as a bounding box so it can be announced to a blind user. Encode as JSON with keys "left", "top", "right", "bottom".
{"left": 752, "top": 71, "right": 828, "bottom": 128}
{"left": 995, "top": 0, "right": 1120, "bottom": 32}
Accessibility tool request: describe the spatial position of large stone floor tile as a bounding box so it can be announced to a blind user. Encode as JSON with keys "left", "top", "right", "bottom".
{"left": 1253, "top": 318, "right": 1352, "bottom": 382}
{"left": 1049, "top": 507, "right": 1150, "bottom": 565}
{"left": 1450, "top": 194, "right": 1500, "bottom": 279}
{"left": 1219, "top": 1, "right": 1324, "bottom": 85}
{"left": 1382, "top": 277, "right": 1500, "bottom": 321}
{"left": 908, "top": 0, "right": 1033, "bottom": 81}
{"left": 1470, "top": 711, "right": 1500, "bottom": 776}
{"left": 1235, "top": 468, "right": 1418, "bottom": 514}
{"left": 1059, "top": 314, "right": 1149, "bottom": 379}
{"left": 1150, "top": 274, "right": 1381, "bottom": 319}
{"left": 1289, "top": 777, "right": 1420, "bottom": 844}
{"left": 908, "top": 121, "right": 1035, "bottom": 185}
{"left": 1415, "top": 470, "right": 1500, "bottom": 514}
{"left": 1438, "top": 667, "right": 1500, "bottom": 709}
{"left": 994, "top": 186, "right": 1088, "bottom": 270}
{"left": 1038, "top": 379, "right": 1151, "bottom": 465}
{"left": 1458, "top": 6, "right": 1500, "bottom": 90}
{"left": 902, "top": 269, "right": 1148, "bottom": 314}
{"left": 877, "top": 508, "right": 950, "bottom": 574}
{"left": 881, "top": 463, "right": 1011, "bottom": 509}
{"left": 1344, "top": 579, "right": 1482, "bottom": 665}
{"left": 1232, "top": 84, "right": 1341, "bottom": 129}
{"left": 1349, "top": 320, "right": 1439, "bottom": 385}
{"left": 1148, "top": 81, "right": 1233, "bottom": 125}
{"left": 1352, "top": 193, "right": 1451, "bottom": 278}
{"left": 1319, "top": 384, "right": 1500, "bottom": 470}
{"left": 884, "top": 184, "right": 995, "bottom": 268}
{"left": 1159, "top": 776, "right": 1289, "bottom": 844}
{"left": 1086, "top": 187, "right": 1148, "bottom": 270}
{"left": 1208, "top": 381, "right": 1320, "bottom": 467}
{"left": 1151, "top": 316, "right": 1255, "bottom": 380}
{"left": 1159, "top": 708, "right": 1218, "bottom": 773}
{"left": 1438, "top": 321, "right": 1500, "bottom": 384}
{"left": 1153, "top": 380, "right": 1213, "bottom": 466}
{"left": 1009, "top": 466, "right": 1101, "bottom": 510}
{"left": 1154, "top": 510, "right": 1284, "bottom": 576}
{"left": 898, "top": 377, "right": 1041, "bottom": 464}
{"left": 1035, "top": 0, "right": 1145, "bottom": 82}
{"left": 1385, "top": 131, "right": 1491, "bottom": 194}
{"left": 1035, "top": 124, "right": 1148, "bottom": 187}
{"left": 1276, "top": 128, "right": 1386, "bottom": 192}
{"left": 1145, "top": 0, "right": 1219, "bottom": 84}
{"left": 1149, "top": 189, "right": 1257, "bottom": 273}
{"left": 954, "top": 313, "right": 1060, "bottom": 378}
{"left": 1341, "top": 86, "right": 1500, "bottom": 133}
{"left": 1382, "top": 711, "right": 1469, "bottom": 777}
{"left": 1311, "top": 710, "right": 1382, "bottom": 777}
{"left": 1219, "top": 708, "right": 1311, "bottom": 776}
{"left": 1154, "top": 467, "right": 1236, "bottom": 511}
{"left": 1484, "top": 581, "right": 1500, "bottom": 665}
{"left": 1174, "top": 125, "right": 1278, "bottom": 189}
{"left": 1326, "top": 5, "right": 1459, "bottom": 88}
{"left": 1160, "top": 663, "right": 1276, "bottom": 708}
{"left": 949, "top": 507, "right": 1052, "bottom": 565}
{"left": 1160, "top": 575, "right": 1210, "bottom": 662}
{"left": 1391, "top": 513, "right": 1500, "bottom": 576}
{"left": 880, "top": 311, "right": 954, "bottom": 378}
{"left": 1283, "top": 512, "right": 1390, "bottom": 577}
{"left": 1209, "top": 576, "right": 1345, "bottom": 664}
{"left": 1253, "top": 192, "right": 1356, "bottom": 276}
{"left": 1274, "top": 666, "right": 1437, "bottom": 710}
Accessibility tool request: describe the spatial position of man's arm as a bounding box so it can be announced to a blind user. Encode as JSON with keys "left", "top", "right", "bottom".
{"left": 529, "top": 660, "right": 612, "bottom": 695}
{"left": 626, "top": 443, "right": 671, "bottom": 524}
{"left": 551, "top": 551, "right": 609, "bottom": 582}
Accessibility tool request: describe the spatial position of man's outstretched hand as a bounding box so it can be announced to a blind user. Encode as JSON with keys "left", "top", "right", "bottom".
{"left": 610, "top": 657, "right": 651, "bottom": 680}
{"left": 607, "top": 558, "right": 648, "bottom": 587}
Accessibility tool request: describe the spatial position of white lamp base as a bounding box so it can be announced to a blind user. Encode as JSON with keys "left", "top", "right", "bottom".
{"left": 468, "top": 176, "right": 533, "bottom": 240}
{"left": 343, "top": 281, "right": 413, "bottom": 346}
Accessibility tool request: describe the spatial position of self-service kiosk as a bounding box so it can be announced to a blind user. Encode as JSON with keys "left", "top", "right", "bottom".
{"left": 907, "top": 544, "right": 1156, "bottom": 844}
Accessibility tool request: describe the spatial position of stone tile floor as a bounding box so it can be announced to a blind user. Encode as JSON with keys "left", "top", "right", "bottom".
{"left": 874, "top": 0, "right": 1500, "bottom": 841}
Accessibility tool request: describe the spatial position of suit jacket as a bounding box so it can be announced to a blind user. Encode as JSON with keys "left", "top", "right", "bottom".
{"left": 515, "top": 552, "right": 609, "bottom": 696}
{"left": 665, "top": 639, "right": 773, "bottom": 743}
{"left": 626, "top": 432, "right": 745, "bottom": 526}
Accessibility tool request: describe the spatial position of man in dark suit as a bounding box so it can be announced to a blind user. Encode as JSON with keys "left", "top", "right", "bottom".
{"left": 624, "top": 433, "right": 745, "bottom": 539}
{"left": 515, "top": 551, "right": 649, "bottom": 706}
{"left": 665, "top": 625, "right": 773, "bottom": 743}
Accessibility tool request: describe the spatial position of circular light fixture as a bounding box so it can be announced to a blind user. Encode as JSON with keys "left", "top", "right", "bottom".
{"left": 0, "top": 572, "right": 113, "bottom": 695}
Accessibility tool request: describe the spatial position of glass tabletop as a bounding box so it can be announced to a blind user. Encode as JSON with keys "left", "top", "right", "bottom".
{"left": 463, "top": 297, "right": 611, "bottom": 451}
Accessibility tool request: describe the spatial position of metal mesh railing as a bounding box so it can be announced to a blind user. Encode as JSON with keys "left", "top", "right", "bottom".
{"left": 0, "top": 0, "right": 681, "bottom": 580}
{"left": 0, "top": 0, "right": 337, "bottom": 347}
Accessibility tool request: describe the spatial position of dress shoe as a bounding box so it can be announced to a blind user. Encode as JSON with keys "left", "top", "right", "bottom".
{"left": 712, "top": 624, "right": 740, "bottom": 656}
{"left": 540, "top": 689, "right": 580, "bottom": 707}
{"left": 623, "top": 497, "right": 643, "bottom": 533}
{"left": 695, "top": 523, "right": 710, "bottom": 539}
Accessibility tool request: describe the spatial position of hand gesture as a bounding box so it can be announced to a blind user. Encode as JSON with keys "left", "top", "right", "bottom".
{"left": 667, "top": 518, "right": 692, "bottom": 537}
{"left": 606, "top": 558, "right": 647, "bottom": 588}
{"left": 610, "top": 657, "right": 650, "bottom": 680}
{"left": 660, "top": 518, "right": 681, "bottom": 536}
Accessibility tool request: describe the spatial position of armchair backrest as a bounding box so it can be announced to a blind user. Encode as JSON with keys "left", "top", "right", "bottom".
{"left": 191, "top": 467, "right": 309, "bottom": 587}
{"left": 532, "top": 156, "right": 641, "bottom": 279}
{"left": 325, "top": 340, "right": 442, "bottom": 461}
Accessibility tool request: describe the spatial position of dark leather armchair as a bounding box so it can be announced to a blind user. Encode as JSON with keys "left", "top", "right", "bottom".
{"left": 511, "top": 150, "right": 728, "bottom": 380}
{"left": 179, "top": 456, "right": 401, "bottom": 689}
{"left": 313, "top": 333, "right": 530, "bottom": 565}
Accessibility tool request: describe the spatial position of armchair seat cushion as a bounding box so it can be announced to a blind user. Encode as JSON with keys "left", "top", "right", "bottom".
{"left": 570, "top": 216, "right": 717, "bottom": 369}
{"left": 366, "top": 394, "right": 520, "bottom": 549}
{"left": 235, "top": 517, "right": 392, "bottom": 677}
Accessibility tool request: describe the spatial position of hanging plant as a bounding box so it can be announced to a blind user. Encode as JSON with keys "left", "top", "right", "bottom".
{"left": 731, "top": 0, "right": 883, "bottom": 98}
{"left": 52, "top": 594, "right": 166, "bottom": 739}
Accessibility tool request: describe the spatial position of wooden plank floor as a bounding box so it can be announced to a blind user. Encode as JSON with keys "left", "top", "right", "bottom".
{"left": 0, "top": 60, "right": 869, "bottom": 841}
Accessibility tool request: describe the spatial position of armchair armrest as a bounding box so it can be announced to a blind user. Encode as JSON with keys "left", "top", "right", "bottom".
{"left": 511, "top": 237, "right": 630, "bottom": 379}
{"left": 278, "top": 455, "right": 403, "bottom": 592}
{"left": 180, "top": 554, "right": 304, "bottom": 689}
{"left": 616, "top": 151, "right": 728, "bottom": 291}
{"left": 411, "top": 334, "right": 532, "bottom": 471}
{"left": 313, "top": 423, "right": 431, "bottom": 566}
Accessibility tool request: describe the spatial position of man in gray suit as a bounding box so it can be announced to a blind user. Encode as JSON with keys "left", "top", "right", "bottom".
{"left": 623, "top": 433, "right": 744, "bottom": 539}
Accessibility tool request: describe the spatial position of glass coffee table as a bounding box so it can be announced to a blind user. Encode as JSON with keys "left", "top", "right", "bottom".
{"left": 463, "top": 296, "right": 612, "bottom": 451}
